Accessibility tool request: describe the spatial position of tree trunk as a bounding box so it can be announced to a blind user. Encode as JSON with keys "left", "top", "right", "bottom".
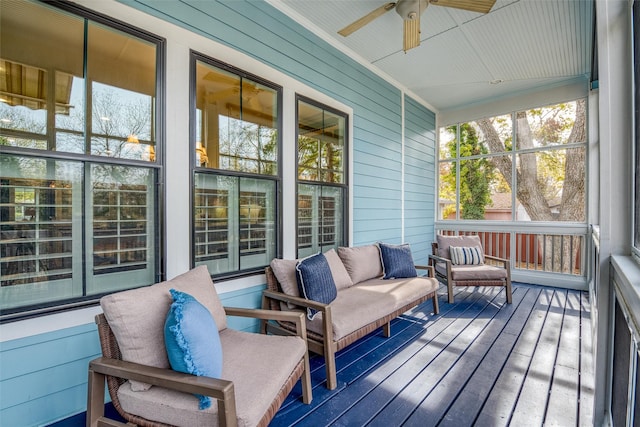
{"left": 476, "top": 99, "right": 586, "bottom": 273}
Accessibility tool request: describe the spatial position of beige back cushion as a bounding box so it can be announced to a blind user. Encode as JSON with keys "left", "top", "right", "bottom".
{"left": 270, "top": 250, "right": 353, "bottom": 303}
{"left": 324, "top": 249, "right": 353, "bottom": 291}
{"left": 436, "top": 235, "right": 483, "bottom": 259}
{"left": 337, "top": 245, "right": 383, "bottom": 285}
{"left": 100, "top": 265, "right": 226, "bottom": 390}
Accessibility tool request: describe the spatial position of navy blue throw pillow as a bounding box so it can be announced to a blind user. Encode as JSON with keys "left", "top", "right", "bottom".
{"left": 296, "top": 253, "right": 337, "bottom": 320}
{"left": 378, "top": 242, "right": 418, "bottom": 279}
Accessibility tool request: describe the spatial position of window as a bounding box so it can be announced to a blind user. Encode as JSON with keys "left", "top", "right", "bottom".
{"left": 634, "top": 0, "right": 640, "bottom": 253}
{"left": 296, "top": 97, "right": 348, "bottom": 257}
{"left": 439, "top": 100, "right": 587, "bottom": 223}
{"left": 192, "top": 54, "right": 280, "bottom": 276}
{"left": 0, "top": 1, "right": 162, "bottom": 320}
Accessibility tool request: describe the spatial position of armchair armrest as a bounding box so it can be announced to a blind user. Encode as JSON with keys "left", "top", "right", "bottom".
{"left": 87, "top": 357, "right": 237, "bottom": 427}
{"left": 262, "top": 290, "right": 330, "bottom": 312}
{"left": 414, "top": 265, "right": 435, "bottom": 278}
{"left": 484, "top": 254, "right": 510, "bottom": 268}
{"left": 224, "top": 306, "right": 308, "bottom": 339}
{"left": 261, "top": 288, "right": 333, "bottom": 351}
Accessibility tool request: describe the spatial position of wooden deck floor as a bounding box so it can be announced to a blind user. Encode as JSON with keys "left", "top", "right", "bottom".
{"left": 271, "top": 283, "right": 594, "bottom": 427}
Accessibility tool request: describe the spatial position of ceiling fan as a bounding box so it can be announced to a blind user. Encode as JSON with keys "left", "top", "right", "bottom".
{"left": 338, "top": 0, "right": 497, "bottom": 52}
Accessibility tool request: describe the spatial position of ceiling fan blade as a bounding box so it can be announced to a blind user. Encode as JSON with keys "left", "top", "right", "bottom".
{"left": 429, "top": 0, "right": 496, "bottom": 14}
{"left": 403, "top": 15, "right": 421, "bottom": 52}
{"left": 338, "top": 2, "right": 397, "bottom": 37}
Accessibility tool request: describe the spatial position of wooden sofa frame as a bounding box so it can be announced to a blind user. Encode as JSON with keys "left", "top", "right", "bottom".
{"left": 87, "top": 307, "right": 312, "bottom": 427}
{"left": 261, "top": 265, "right": 439, "bottom": 390}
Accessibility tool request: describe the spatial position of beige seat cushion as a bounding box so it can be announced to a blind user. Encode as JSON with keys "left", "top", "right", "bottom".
{"left": 100, "top": 265, "right": 226, "bottom": 390}
{"left": 306, "top": 277, "right": 438, "bottom": 341}
{"left": 435, "top": 263, "right": 508, "bottom": 281}
{"left": 118, "top": 329, "right": 306, "bottom": 427}
{"left": 337, "top": 245, "right": 383, "bottom": 285}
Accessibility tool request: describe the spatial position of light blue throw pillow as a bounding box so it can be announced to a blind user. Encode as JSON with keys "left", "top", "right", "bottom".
{"left": 164, "top": 288, "right": 223, "bottom": 410}
{"left": 378, "top": 242, "right": 418, "bottom": 279}
{"left": 296, "top": 253, "right": 337, "bottom": 320}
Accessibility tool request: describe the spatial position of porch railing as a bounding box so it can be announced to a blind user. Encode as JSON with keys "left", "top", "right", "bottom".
{"left": 435, "top": 222, "right": 589, "bottom": 289}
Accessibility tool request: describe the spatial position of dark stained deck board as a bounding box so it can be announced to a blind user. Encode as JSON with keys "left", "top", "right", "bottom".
{"left": 407, "top": 286, "right": 543, "bottom": 427}
{"left": 277, "top": 287, "right": 482, "bottom": 425}
{"left": 270, "top": 283, "right": 593, "bottom": 427}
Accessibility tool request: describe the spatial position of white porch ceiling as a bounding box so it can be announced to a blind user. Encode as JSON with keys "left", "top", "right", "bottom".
{"left": 272, "top": 0, "right": 594, "bottom": 112}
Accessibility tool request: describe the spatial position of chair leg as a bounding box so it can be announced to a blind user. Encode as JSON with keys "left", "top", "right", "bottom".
{"left": 301, "top": 353, "right": 313, "bottom": 404}
{"left": 382, "top": 322, "right": 391, "bottom": 337}
{"left": 505, "top": 279, "right": 513, "bottom": 304}
{"left": 447, "top": 282, "right": 455, "bottom": 303}
{"left": 87, "top": 368, "right": 106, "bottom": 427}
{"left": 432, "top": 293, "right": 440, "bottom": 314}
{"left": 324, "top": 343, "right": 338, "bottom": 390}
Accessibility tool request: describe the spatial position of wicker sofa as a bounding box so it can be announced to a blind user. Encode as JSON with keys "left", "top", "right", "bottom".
{"left": 262, "top": 243, "right": 440, "bottom": 390}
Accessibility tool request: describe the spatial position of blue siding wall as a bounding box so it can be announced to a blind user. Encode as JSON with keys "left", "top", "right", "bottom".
{"left": 404, "top": 96, "right": 437, "bottom": 264}
{"left": 123, "top": 0, "right": 405, "bottom": 246}
{"left": 0, "top": 1, "right": 437, "bottom": 425}
{"left": 0, "top": 324, "right": 101, "bottom": 426}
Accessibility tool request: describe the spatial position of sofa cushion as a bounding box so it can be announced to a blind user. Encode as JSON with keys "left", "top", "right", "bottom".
{"left": 296, "top": 253, "right": 337, "bottom": 320}
{"left": 270, "top": 258, "right": 299, "bottom": 309}
{"left": 100, "top": 265, "right": 226, "bottom": 391}
{"left": 306, "top": 277, "right": 438, "bottom": 341}
{"left": 436, "top": 234, "right": 483, "bottom": 259}
{"left": 164, "top": 289, "right": 223, "bottom": 410}
{"left": 378, "top": 242, "right": 418, "bottom": 279}
{"left": 118, "top": 329, "right": 306, "bottom": 427}
{"left": 449, "top": 246, "right": 484, "bottom": 265}
{"left": 337, "top": 245, "right": 383, "bottom": 284}
{"left": 324, "top": 248, "right": 353, "bottom": 290}
{"left": 435, "top": 263, "right": 508, "bottom": 281}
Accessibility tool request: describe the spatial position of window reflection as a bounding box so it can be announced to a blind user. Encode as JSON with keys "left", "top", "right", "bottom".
{"left": 195, "top": 62, "right": 278, "bottom": 174}
{"left": 0, "top": 2, "right": 157, "bottom": 161}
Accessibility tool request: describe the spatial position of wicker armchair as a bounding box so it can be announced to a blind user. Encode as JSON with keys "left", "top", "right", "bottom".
{"left": 87, "top": 266, "right": 311, "bottom": 427}
{"left": 429, "top": 235, "right": 512, "bottom": 304}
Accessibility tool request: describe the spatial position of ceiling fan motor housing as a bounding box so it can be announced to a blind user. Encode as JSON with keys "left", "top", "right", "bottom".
{"left": 395, "top": 0, "right": 428, "bottom": 20}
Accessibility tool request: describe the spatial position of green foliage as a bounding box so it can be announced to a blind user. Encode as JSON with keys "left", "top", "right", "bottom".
{"left": 442, "top": 123, "right": 494, "bottom": 220}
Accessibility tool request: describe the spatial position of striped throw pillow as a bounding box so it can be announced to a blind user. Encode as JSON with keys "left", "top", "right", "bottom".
{"left": 449, "top": 246, "right": 484, "bottom": 265}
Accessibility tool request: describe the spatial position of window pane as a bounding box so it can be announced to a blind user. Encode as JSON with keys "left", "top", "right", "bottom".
{"left": 239, "top": 177, "right": 276, "bottom": 269}
{"left": 458, "top": 156, "right": 513, "bottom": 220}
{"left": 635, "top": 0, "right": 640, "bottom": 249}
{"left": 297, "top": 183, "right": 344, "bottom": 258}
{"left": 0, "top": 1, "right": 157, "bottom": 161}
{"left": 298, "top": 100, "right": 346, "bottom": 183}
{"left": 89, "top": 164, "right": 156, "bottom": 294}
{"left": 194, "top": 173, "right": 276, "bottom": 274}
{"left": 1, "top": 1, "right": 84, "bottom": 150}
{"left": 439, "top": 126, "right": 456, "bottom": 159}
{"left": 438, "top": 161, "right": 457, "bottom": 220}
{"left": 472, "top": 114, "right": 513, "bottom": 154}
{"left": 516, "top": 147, "right": 586, "bottom": 222}
{"left": 88, "top": 23, "right": 156, "bottom": 161}
{"left": 195, "top": 61, "right": 278, "bottom": 174}
{"left": 0, "top": 154, "right": 83, "bottom": 310}
{"left": 516, "top": 101, "right": 586, "bottom": 149}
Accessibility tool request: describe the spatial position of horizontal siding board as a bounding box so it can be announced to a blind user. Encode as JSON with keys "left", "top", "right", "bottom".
{"left": 0, "top": 326, "right": 99, "bottom": 380}
{"left": 1, "top": 356, "right": 94, "bottom": 409}
{"left": 2, "top": 383, "right": 87, "bottom": 427}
